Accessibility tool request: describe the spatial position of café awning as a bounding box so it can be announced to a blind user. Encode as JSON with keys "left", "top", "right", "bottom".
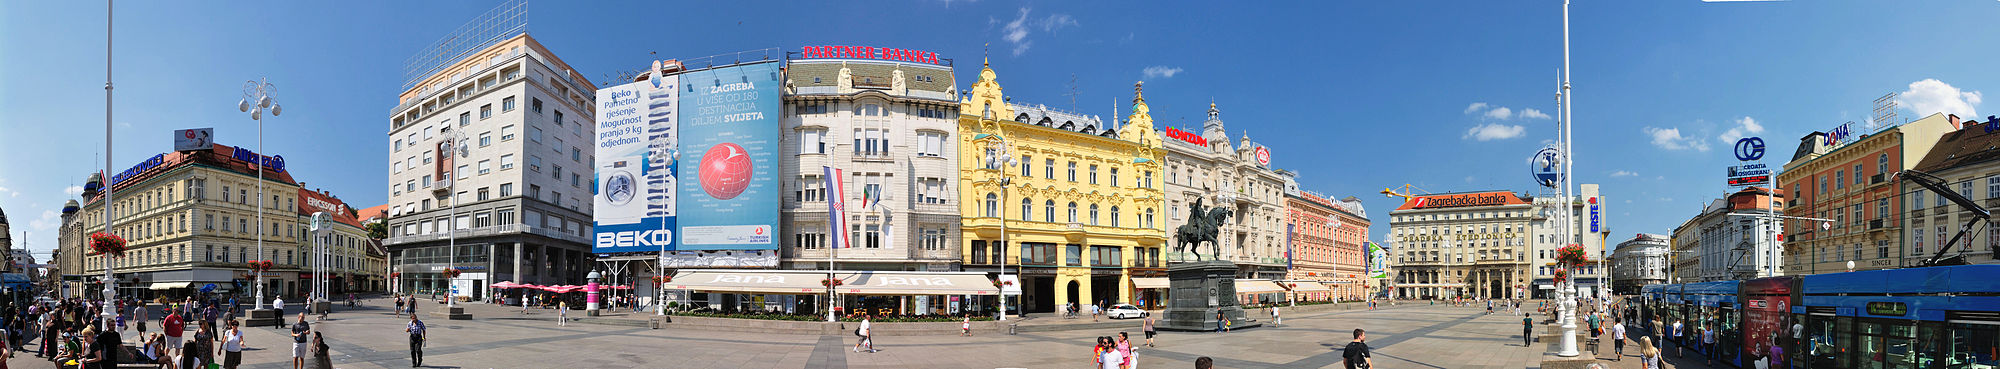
{"left": 665, "top": 270, "right": 829, "bottom": 294}
{"left": 1132, "top": 277, "right": 1171, "bottom": 289}
{"left": 1235, "top": 279, "right": 1286, "bottom": 294}
{"left": 833, "top": 271, "right": 997, "bottom": 296}
{"left": 148, "top": 282, "right": 192, "bottom": 290}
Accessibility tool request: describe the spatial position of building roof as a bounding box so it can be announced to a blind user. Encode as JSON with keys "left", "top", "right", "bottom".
{"left": 1009, "top": 103, "right": 1116, "bottom": 138}
{"left": 1912, "top": 117, "right": 2000, "bottom": 173}
{"left": 297, "top": 188, "right": 363, "bottom": 229}
{"left": 355, "top": 204, "right": 388, "bottom": 223}
{"left": 86, "top": 144, "right": 298, "bottom": 205}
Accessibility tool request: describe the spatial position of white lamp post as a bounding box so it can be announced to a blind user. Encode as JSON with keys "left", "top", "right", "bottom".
{"left": 239, "top": 78, "right": 282, "bottom": 310}
{"left": 100, "top": 0, "right": 117, "bottom": 330}
{"left": 440, "top": 129, "right": 469, "bottom": 310}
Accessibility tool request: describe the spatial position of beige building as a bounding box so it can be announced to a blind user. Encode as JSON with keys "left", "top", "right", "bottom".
{"left": 1780, "top": 113, "right": 1956, "bottom": 275}
{"left": 1905, "top": 115, "right": 2000, "bottom": 266}
{"left": 1159, "top": 103, "right": 1291, "bottom": 279}
{"left": 1388, "top": 191, "right": 1535, "bottom": 300}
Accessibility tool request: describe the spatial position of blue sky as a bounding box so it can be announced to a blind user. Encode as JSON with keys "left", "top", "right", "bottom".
{"left": 3, "top": 0, "right": 1995, "bottom": 259}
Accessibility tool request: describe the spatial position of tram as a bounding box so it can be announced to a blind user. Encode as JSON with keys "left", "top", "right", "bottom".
{"left": 1639, "top": 265, "right": 2000, "bottom": 369}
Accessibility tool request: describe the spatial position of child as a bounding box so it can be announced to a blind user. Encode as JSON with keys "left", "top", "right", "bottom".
{"left": 961, "top": 316, "right": 972, "bottom": 336}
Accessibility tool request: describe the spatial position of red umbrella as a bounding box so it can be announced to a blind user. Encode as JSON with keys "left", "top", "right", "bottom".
{"left": 490, "top": 281, "right": 520, "bottom": 289}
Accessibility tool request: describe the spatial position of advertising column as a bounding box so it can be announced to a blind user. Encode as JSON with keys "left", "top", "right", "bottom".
{"left": 677, "top": 61, "right": 781, "bottom": 258}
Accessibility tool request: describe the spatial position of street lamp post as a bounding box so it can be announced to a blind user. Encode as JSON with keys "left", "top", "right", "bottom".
{"left": 1553, "top": 0, "right": 1583, "bottom": 358}
{"left": 983, "top": 138, "right": 1018, "bottom": 320}
{"left": 238, "top": 78, "right": 282, "bottom": 311}
{"left": 441, "top": 129, "right": 469, "bottom": 311}
{"left": 100, "top": 0, "right": 117, "bottom": 330}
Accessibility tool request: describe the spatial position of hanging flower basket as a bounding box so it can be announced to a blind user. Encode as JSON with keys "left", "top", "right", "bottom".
{"left": 246, "top": 260, "right": 274, "bottom": 273}
{"left": 822, "top": 278, "right": 844, "bottom": 288}
{"left": 391, "top": 272, "right": 402, "bottom": 279}
{"left": 88, "top": 232, "right": 127, "bottom": 257}
{"left": 1553, "top": 268, "right": 1570, "bottom": 283}
{"left": 992, "top": 279, "right": 1014, "bottom": 288}
{"left": 442, "top": 268, "right": 463, "bottom": 279}
{"left": 1555, "top": 244, "right": 1588, "bottom": 266}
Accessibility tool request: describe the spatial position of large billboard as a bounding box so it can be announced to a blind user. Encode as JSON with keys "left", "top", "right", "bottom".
{"left": 1366, "top": 242, "right": 1388, "bottom": 278}
{"left": 592, "top": 72, "right": 680, "bottom": 254}
{"left": 675, "top": 61, "right": 782, "bottom": 251}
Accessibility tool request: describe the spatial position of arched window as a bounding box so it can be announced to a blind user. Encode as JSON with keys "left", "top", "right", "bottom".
{"left": 1145, "top": 208, "right": 1156, "bottom": 228}
{"left": 1089, "top": 204, "right": 1100, "bottom": 225}
{"left": 1067, "top": 202, "right": 1078, "bottom": 223}
{"left": 1021, "top": 198, "right": 1033, "bottom": 220}
{"left": 1111, "top": 206, "right": 1121, "bottom": 227}
{"left": 1045, "top": 200, "right": 1056, "bottom": 222}
{"left": 985, "top": 193, "right": 998, "bottom": 217}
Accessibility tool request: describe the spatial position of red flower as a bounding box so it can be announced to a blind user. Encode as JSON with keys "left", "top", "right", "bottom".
{"left": 821, "top": 278, "right": 844, "bottom": 287}
{"left": 88, "top": 232, "right": 127, "bottom": 257}
{"left": 442, "top": 268, "right": 463, "bottom": 278}
{"left": 1555, "top": 244, "right": 1588, "bottom": 267}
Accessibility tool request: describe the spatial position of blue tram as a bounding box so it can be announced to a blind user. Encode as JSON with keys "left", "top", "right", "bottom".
{"left": 1639, "top": 265, "right": 2000, "bottom": 369}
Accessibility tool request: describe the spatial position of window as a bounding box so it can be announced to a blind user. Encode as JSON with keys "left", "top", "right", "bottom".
{"left": 921, "top": 228, "right": 946, "bottom": 251}
{"left": 1045, "top": 159, "right": 1055, "bottom": 179}
{"left": 531, "top": 98, "right": 543, "bottom": 114}
{"left": 1067, "top": 162, "right": 1077, "bottom": 182}
{"left": 915, "top": 177, "right": 947, "bottom": 204}
{"left": 529, "top": 156, "right": 542, "bottom": 172}
{"left": 1067, "top": 202, "right": 1078, "bottom": 223}
{"left": 478, "top": 160, "right": 492, "bottom": 175}
{"left": 422, "top": 175, "right": 433, "bottom": 188}
{"left": 1820, "top": 175, "right": 1828, "bottom": 195}
{"left": 970, "top": 240, "right": 987, "bottom": 263}
{"left": 499, "top": 183, "right": 514, "bottom": 197}
{"left": 1961, "top": 181, "right": 1975, "bottom": 203}
{"left": 423, "top": 150, "right": 434, "bottom": 164}
{"left": 394, "top": 139, "right": 404, "bottom": 152}
{"left": 1912, "top": 226, "right": 1924, "bottom": 254}
{"left": 1021, "top": 198, "right": 1033, "bottom": 220}
{"left": 984, "top": 193, "right": 998, "bottom": 217}
{"left": 477, "top": 188, "right": 490, "bottom": 201}
{"left": 553, "top": 110, "right": 564, "bottom": 126}
{"left": 529, "top": 126, "right": 543, "bottom": 143}
{"left": 1088, "top": 164, "right": 1099, "bottom": 184}
{"left": 793, "top": 102, "right": 829, "bottom": 115}
{"left": 572, "top": 148, "right": 581, "bottom": 162}
{"left": 1066, "top": 244, "right": 1083, "bottom": 266}
{"left": 1878, "top": 154, "right": 1889, "bottom": 176}
{"left": 1110, "top": 206, "right": 1121, "bottom": 227}
{"left": 479, "top": 132, "right": 492, "bottom": 147}
{"left": 457, "top": 165, "right": 468, "bottom": 180}
{"left": 795, "top": 231, "right": 827, "bottom": 250}
{"left": 572, "top": 173, "right": 581, "bottom": 187}
{"left": 916, "top": 131, "right": 947, "bottom": 157}
{"left": 1852, "top": 204, "right": 1863, "bottom": 226}
{"left": 854, "top": 223, "right": 882, "bottom": 249}
{"left": 1089, "top": 204, "right": 1100, "bottom": 225}
{"left": 1110, "top": 168, "right": 1120, "bottom": 187}
{"left": 529, "top": 184, "right": 540, "bottom": 200}
{"left": 502, "top": 96, "right": 516, "bottom": 112}
{"left": 497, "top": 208, "right": 516, "bottom": 225}
{"left": 498, "top": 154, "right": 515, "bottom": 170}
{"left": 1878, "top": 199, "right": 1889, "bottom": 221}
{"left": 1144, "top": 171, "right": 1154, "bottom": 188}
{"left": 501, "top": 125, "right": 516, "bottom": 141}
{"left": 459, "top": 112, "right": 470, "bottom": 126}
{"left": 1937, "top": 225, "right": 1948, "bottom": 254}
{"left": 1045, "top": 200, "right": 1055, "bottom": 222}
{"left": 1836, "top": 170, "right": 1845, "bottom": 189}
{"left": 795, "top": 176, "right": 825, "bottom": 202}
{"left": 1144, "top": 208, "right": 1155, "bottom": 228}
{"left": 852, "top": 128, "right": 887, "bottom": 156}
{"left": 480, "top": 104, "right": 492, "bottom": 119}
{"left": 1877, "top": 239, "right": 1890, "bottom": 259}
{"left": 552, "top": 165, "right": 563, "bottom": 180}
{"left": 799, "top": 129, "right": 825, "bottom": 154}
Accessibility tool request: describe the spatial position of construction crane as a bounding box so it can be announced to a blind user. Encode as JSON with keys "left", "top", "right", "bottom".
{"left": 1380, "top": 184, "right": 1429, "bottom": 200}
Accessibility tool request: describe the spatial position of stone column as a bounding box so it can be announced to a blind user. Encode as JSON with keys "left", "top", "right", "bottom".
{"left": 511, "top": 242, "right": 523, "bottom": 284}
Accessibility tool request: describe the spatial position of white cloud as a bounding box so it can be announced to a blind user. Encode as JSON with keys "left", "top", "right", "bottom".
{"left": 999, "top": 8, "right": 1078, "bottom": 56}
{"left": 1658, "top": 197, "right": 1674, "bottom": 202}
{"left": 0, "top": 186, "right": 15, "bottom": 198}
{"left": 1718, "top": 116, "right": 1766, "bottom": 145}
{"left": 1464, "top": 102, "right": 1490, "bottom": 114}
{"left": 1896, "top": 79, "right": 1981, "bottom": 119}
{"left": 1518, "top": 108, "right": 1552, "bottom": 120}
{"left": 1464, "top": 123, "right": 1526, "bottom": 141}
{"left": 1464, "top": 176, "right": 1477, "bottom": 183}
{"left": 1142, "top": 66, "right": 1183, "bottom": 79}
{"left": 1643, "top": 126, "right": 1710, "bottom": 151}
{"left": 1463, "top": 103, "right": 1551, "bottom": 120}
{"left": 1610, "top": 170, "right": 1639, "bottom": 177}
{"left": 1656, "top": 176, "right": 1665, "bottom": 180}
{"left": 27, "top": 210, "right": 59, "bottom": 231}
{"left": 63, "top": 186, "right": 83, "bottom": 195}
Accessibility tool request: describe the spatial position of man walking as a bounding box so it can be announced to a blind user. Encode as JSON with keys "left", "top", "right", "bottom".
{"left": 1610, "top": 318, "right": 1627, "bottom": 361}
{"left": 164, "top": 306, "right": 187, "bottom": 358}
{"left": 1271, "top": 306, "right": 1282, "bottom": 327}
{"left": 272, "top": 296, "right": 286, "bottom": 329}
{"left": 290, "top": 312, "right": 311, "bottom": 369}
{"left": 405, "top": 314, "right": 426, "bottom": 367}
{"left": 1671, "top": 319, "right": 1685, "bottom": 358}
{"left": 1342, "top": 329, "right": 1372, "bottom": 369}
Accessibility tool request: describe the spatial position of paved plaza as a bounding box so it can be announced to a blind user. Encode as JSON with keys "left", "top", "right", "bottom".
{"left": 5, "top": 298, "right": 1735, "bottom": 368}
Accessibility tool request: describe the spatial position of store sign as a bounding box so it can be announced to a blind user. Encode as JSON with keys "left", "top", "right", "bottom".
{"left": 109, "top": 153, "right": 168, "bottom": 186}
{"left": 174, "top": 128, "right": 213, "bottom": 152}
{"left": 230, "top": 146, "right": 286, "bottom": 173}
{"left": 799, "top": 45, "right": 943, "bottom": 65}
{"left": 1823, "top": 123, "right": 1854, "bottom": 147}
{"left": 1734, "top": 137, "right": 1766, "bottom": 161}
{"left": 1403, "top": 192, "right": 1522, "bottom": 210}
{"left": 1164, "top": 127, "right": 1206, "bottom": 147}
{"left": 1255, "top": 146, "right": 1271, "bottom": 167}
{"left": 1589, "top": 197, "right": 1600, "bottom": 233}
{"left": 1530, "top": 147, "right": 1562, "bottom": 188}
{"left": 1729, "top": 175, "right": 1771, "bottom": 186}
{"left": 1397, "top": 231, "right": 1523, "bottom": 243}
{"left": 1728, "top": 163, "right": 1771, "bottom": 187}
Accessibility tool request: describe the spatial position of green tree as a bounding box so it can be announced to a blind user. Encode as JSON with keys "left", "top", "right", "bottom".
{"left": 365, "top": 220, "right": 388, "bottom": 240}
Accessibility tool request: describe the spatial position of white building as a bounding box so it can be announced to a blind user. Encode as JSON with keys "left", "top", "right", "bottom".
{"left": 1159, "top": 103, "right": 1290, "bottom": 279}
{"left": 1610, "top": 233, "right": 1669, "bottom": 294}
{"left": 1525, "top": 184, "right": 1610, "bottom": 298}
{"left": 383, "top": 31, "right": 597, "bottom": 300}
{"left": 778, "top": 54, "right": 962, "bottom": 271}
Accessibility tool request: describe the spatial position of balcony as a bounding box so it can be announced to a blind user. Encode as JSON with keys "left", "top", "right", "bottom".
{"left": 1871, "top": 174, "right": 1885, "bottom": 185}
{"left": 1063, "top": 222, "right": 1086, "bottom": 242}
{"left": 1869, "top": 219, "right": 1885, "bottom": 230}
{"left": 431, "top": 179, "right": 453, "bottom": 195}
{"left": 965, "top": 217, "right": 1005, "bottom": 238}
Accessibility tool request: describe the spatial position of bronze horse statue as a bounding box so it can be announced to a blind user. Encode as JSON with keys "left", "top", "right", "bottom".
{"left": 1173, "top": 198, "right": 1233, "bottom": 261}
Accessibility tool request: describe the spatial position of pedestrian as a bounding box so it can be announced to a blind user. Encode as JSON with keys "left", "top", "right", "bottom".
{"left": 395, "top": 296, "right": 405, "bottom": 317}
{"left": 1116, "top": 332, "right": 1134, "bottom": 369}
{"left": 1142, "top": 315, "right": 1157, "bottom": 347}
{"left": 1195, "top": 356, "right": 1213, "bottom": 369}
{"left": 1522, "top": 314, "right": 1535, "bottom": 347}
{"left": 1095, "top": 336, "right": 1124, "bottom": 369}
{"left": 290, "top": 312, "right": 311, "bottom": 369}
{"left": 273, "top": 296, "right": 287, "bottom": 329}
{"left": 852, "top": 315, "right": 875, "bottom": 353}
{"left": 1214, "top": 309, "right": 1227, "bottom": 333}
{"left": 132, "top": 302, "right": 147, "bottom": 334}
{"left": 1767, "top": 336, "right": 1784, "bottom": 369}
{"left": 1671, "top": 319, "right": 1685, "bottom": 358}
{"left": 309, "top": 331, "right": 333, "bottom": 369}
{"left": 1091, "top": 301, "right": 1100, "bottom": 322}
{"left": 1703, "top": 323, "right": 1717, "bottom": 366}
{"left": 1638, "top": 336, "right": 1661, "bottom": 369}
{"left": 90, "top": 322, "right": 121, "bottom": 369}
{"left": 961, "top": 316, "right": 971, "bottom": 337}
{"left": 220, "top": 319, "right": 244, "bottom": 369}
{"left": 556, "top": 301, "right": 569, "bottom": 327}
{"left": 164, "top": 306, "right": 186, "bottom": 359}
{"left": 1342, "top": 328, "right": 1372, "bottom": 369}
{"left": 1271, "top": 306, "right": 1281, "bottom": 327}
{"left": 1610, "top": 318, "right": 1627, "bottom": 361}
{"left": 405, "top": 314, "right": 426, "bottom": 367}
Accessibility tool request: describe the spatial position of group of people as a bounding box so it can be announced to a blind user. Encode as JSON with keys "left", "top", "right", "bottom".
{"left": 16, "top": 295, "right": 260, "bottom": 369}
{"left": 1065, "top": 300, "right": 1108, "bottom": 321}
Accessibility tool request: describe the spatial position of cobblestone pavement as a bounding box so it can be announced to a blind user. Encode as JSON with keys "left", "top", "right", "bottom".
{"left": 3, "top": 299, "right": 1729, "bottom": 368}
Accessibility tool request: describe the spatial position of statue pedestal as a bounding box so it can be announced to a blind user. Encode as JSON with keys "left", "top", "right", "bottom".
{"left": 1159, "top": 260, "right": 1258, "bottom": 332}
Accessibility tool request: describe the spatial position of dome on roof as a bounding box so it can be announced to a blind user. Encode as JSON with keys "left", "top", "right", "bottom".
{"left": 63, "top": 200, "right": 81, "bottom": 215}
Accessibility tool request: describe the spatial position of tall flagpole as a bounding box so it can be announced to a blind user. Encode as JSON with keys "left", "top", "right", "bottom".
{"left": 1555, "top": 0, "right": 1582, "bottom": 358}
{"left": 101, "top": 0, "right": 118, "bottom": 330}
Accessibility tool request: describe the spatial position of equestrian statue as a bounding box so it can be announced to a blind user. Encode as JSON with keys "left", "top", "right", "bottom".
{"left": 1173, "top": 197, "right": 1234, "bottom": 261}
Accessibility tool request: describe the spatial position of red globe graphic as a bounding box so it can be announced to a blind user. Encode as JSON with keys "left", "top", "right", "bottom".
{"left": 698, "top": 143, "right": 754, "bottom": 200}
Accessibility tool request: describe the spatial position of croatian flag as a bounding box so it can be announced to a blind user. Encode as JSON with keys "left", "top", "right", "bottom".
{"left": 825, "top": 166, "right": 851, "bottom": 249}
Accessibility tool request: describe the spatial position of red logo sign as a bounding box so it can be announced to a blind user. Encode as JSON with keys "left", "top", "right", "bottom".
{"left": 1401, "top": 192, "right": 1525, "bottom": 210}
{"left": 1255, "top": 146, "right": 1271, "bottom": 167}
{"left": 1164, "top": 127, "right": 1206, "bottom": 147}
{"left": 800, "top": 46, "right": 942, "bottom": 65}
{"left": 755, "top": 227, "right": 766, "bottom": 235}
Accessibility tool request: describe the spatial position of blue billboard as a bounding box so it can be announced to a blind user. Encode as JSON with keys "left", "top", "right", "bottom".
{"left": 592, "top": 71, "right": 680, "bottom": 254}
{"left": 675, "top": 61, "right": 781, "bottom": 250}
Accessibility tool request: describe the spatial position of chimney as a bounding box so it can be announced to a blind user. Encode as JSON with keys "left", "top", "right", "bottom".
{"left": 1949, "top": 114, "right": 1961, "bottom": 130}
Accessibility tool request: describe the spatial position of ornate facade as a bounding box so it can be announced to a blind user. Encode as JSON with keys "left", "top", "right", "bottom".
{"left": 1158, "top": 103, "right": 1290, "bottom": 279}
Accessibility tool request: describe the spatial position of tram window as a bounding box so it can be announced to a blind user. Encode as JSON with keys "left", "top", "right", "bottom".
{"left": 1836, "top": 317, "right": 1857, "bottom": 368}
{"left": 1882, "top": 322, "right": 1915, "bottom": 369}
{"left": 1946, "top": 322, "right": 1999, "bottom": 368}
{"left": 1860, "top": 322, "right": 1885, "bottom": 369}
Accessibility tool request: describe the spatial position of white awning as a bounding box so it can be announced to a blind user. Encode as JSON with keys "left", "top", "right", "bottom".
{"left": 1132, "top": 277, "right": 1171, "bottom": 289}
{"left": 148, "top": 282, "right": 191, "bottom": 290}
{"left": 666, "top": 270, "right": 828, "bottom": 294}
{"left": 834, "top": 271, "right": 997, "bottom": 296}
{"left": 1235, "top": 279, "right": 1286, "bottom": 294}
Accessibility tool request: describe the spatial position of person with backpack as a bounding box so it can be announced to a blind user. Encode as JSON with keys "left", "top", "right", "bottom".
{"left": 1342, "top": 328, "right": 1372, "bottom": 369}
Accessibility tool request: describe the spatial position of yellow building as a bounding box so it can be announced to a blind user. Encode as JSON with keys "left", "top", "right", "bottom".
{"left": 957, "top": 61, "right": 1167, "bottom": 314}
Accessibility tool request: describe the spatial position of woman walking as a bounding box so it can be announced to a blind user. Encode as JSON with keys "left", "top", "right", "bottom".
{"left": 1142, "top": 315, "right": 1157, "bottom": 347}
{"left": 556, "top": 301, "right": 570, "bottom": 327}
{"left": 1637, "top": 336, "right": 1662, "bottom": 369}
{"left": 308, "top": 332, "right": 332, "bottom": 369}
{"left": 220, "top": 319, "right": 245, "bottom": 369}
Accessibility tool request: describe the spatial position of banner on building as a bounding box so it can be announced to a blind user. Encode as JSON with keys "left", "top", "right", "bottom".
{"left": 1366, "top": 242, "right": 1388, "bottom": 278}
{"left": 592, "top": 69, "right": 680, "bottom": 254}
{"left": 676, "top": 61, "right": 782, "bottom": 251}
